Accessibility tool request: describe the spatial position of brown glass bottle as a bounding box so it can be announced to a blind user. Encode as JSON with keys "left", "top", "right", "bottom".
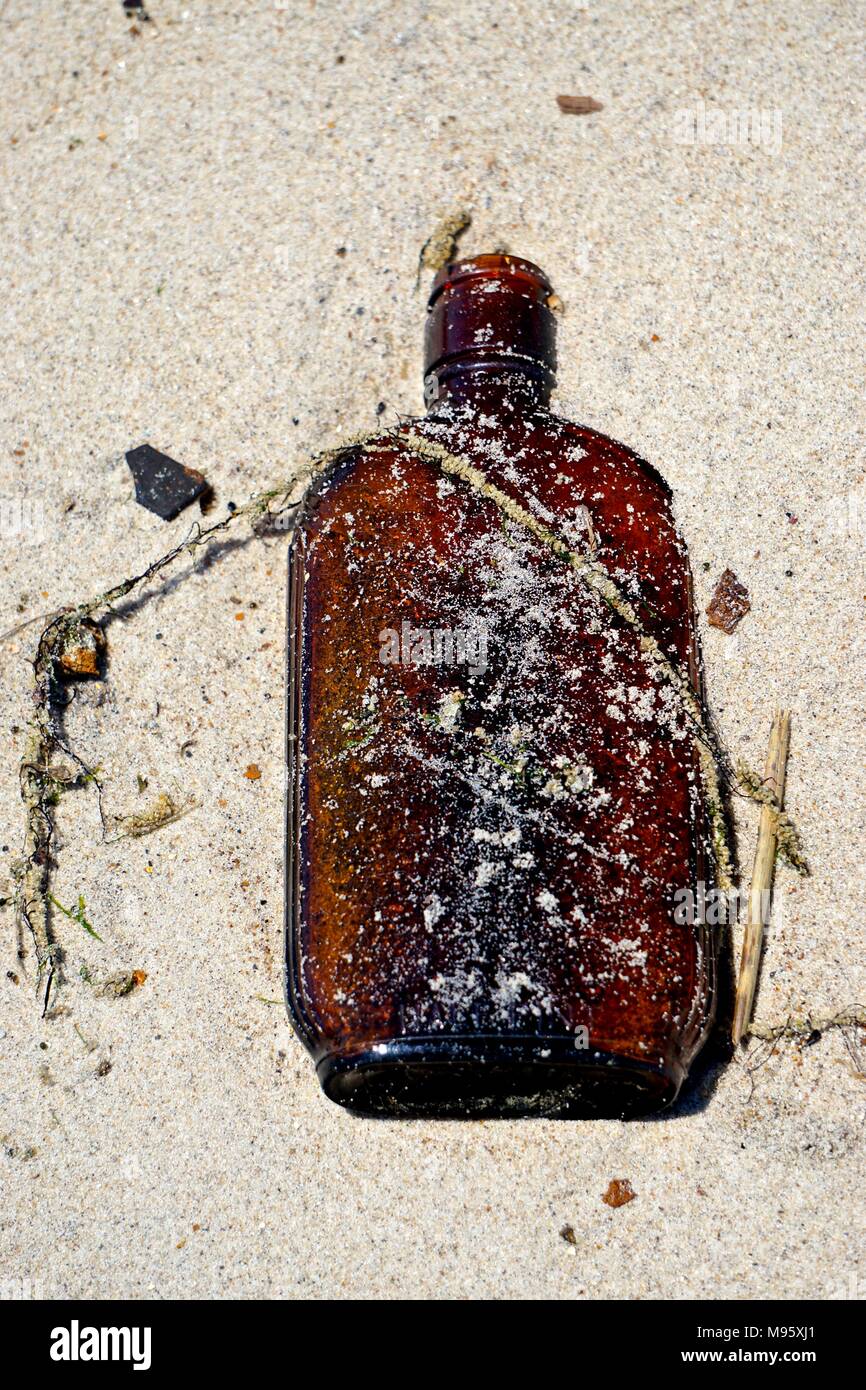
{"left": 285, "top": 254, "right": 717, "bottom": 1118}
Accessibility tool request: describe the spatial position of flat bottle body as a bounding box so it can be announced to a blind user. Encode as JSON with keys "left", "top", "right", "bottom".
{"left": 286, "top": 402, "right": 716, "bottom": 1117}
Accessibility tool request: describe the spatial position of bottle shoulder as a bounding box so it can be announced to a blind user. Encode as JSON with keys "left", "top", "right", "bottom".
{"left": 412, "top": 405, "right": 674, "bottom": 504}
{"left": 543, "top": 411, "right": 674, "bottom": 501}
{"left": 295, "top": 411, "right": 677, "bottom": 541}
{"left": 295, "top": 427, "right": 414, "bottom": 524}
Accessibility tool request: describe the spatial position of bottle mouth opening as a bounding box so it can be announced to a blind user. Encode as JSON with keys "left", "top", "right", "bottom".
{"left": 427, "top": 253, "right": 554, "bottom": 309}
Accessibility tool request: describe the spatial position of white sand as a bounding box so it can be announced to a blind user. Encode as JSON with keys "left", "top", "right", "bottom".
{"left": 0, "top": 0, "right": 863, "bottom": 1299}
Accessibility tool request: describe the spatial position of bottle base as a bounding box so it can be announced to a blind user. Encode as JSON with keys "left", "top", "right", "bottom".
{"left": 317, "top": 1035, "right": 684, "bottom": 1120}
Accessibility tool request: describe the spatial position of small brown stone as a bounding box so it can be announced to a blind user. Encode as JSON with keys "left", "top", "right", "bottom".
{"left": 706, "top": 568, "right": 751, "bottom": 634}
{"left": 602, "top": 1178, "right": 636, "bottom": 1208}
{"left": 556, "top": 95, "right": 604, "bottom": 115}
{"left": 244, "top": 764, "right": 261, "bottom": 780}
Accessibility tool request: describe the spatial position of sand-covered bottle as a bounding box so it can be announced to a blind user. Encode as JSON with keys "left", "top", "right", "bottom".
{"left": 285, "top": 253, "right": 717, "bottom": 1117}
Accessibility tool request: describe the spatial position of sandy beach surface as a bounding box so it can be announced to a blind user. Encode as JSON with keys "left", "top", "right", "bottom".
{"left": 1, "top": 0, "right": 863, "bottom": 1300}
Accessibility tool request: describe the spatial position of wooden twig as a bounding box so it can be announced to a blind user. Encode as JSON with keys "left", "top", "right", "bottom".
{"left": 732, "top": 710, "right": 791, "bottom": 1044}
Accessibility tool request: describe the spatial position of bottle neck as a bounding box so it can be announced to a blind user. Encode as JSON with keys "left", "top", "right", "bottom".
{"left": 424, "top": 360, "right": 552, "bottom": 413}
{"left": 422, "top": 254, "right": 557, "bottom": 416}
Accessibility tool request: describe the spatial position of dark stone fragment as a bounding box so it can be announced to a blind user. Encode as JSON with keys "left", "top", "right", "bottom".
{"left": 126, "top": 444, "right": 210, "bottom": 521}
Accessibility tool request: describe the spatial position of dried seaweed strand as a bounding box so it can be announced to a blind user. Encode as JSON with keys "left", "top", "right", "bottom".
{"left": 736, "top": 759, "right": 808, "bottom": 874}
{"left": 106, "top": 791, "right": 196, "bottom": 842}
{"left": 417, "top": 209, "right": 472, "bottom": 280}
{"left": 13, "top": 469, "right": 312, "bottom": 1013}
{"left": 10, "top": 425, "right": 814, "bottom": 1039}
{"left": 747, "top": 1007, "right": 866, "bottom": 1043}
